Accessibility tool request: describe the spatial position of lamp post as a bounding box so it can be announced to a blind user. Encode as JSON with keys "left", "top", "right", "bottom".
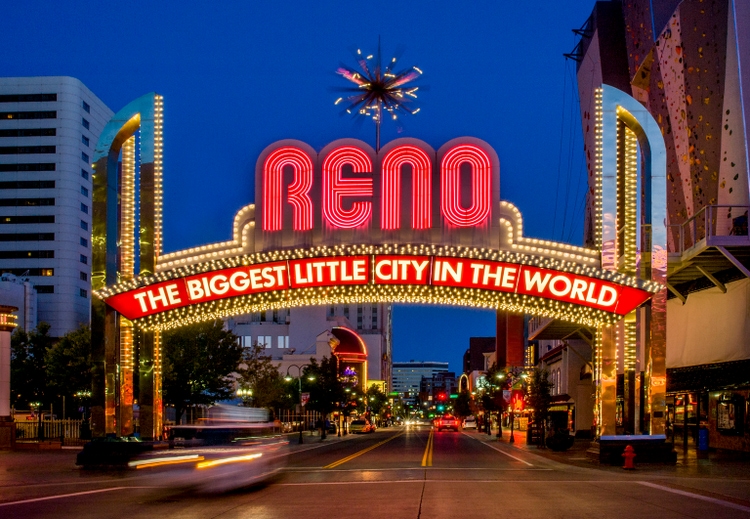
{"left": 497, "top": 370, "right": 528, "bottom": 443}
{"left": 285, "top": 364, "right": 309, "bottom": 444}
{"left": 236, "top": 387, "right": 253, "bottom": 405}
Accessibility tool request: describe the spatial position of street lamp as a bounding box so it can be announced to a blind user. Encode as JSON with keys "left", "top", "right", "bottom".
{"left": 236, "top": 387, "right": 253, "bottom": 405}
{"left": 285, "top": 364, "right": 308, "bottom": 444}
{"left": 498, "top": 370, "right": 528, "bottom": 443}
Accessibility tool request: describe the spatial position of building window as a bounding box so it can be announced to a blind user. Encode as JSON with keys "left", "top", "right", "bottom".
{"left": 82, "top": 100, "right": 90, "bottom": 113}
{"left": 0, "top": 215, "right": 54, "bottom": 224}
{"left": 0, "top": 198, "right": 55, "bottom": 207}
{"left": 0, "top": 128, "right": 56, "bottom": 137}
{"left": 0, "top": 233, "right": 54, "bottom": 241}
{"left": 0, "top": 111, "right": 56, "bottom": 120}
{"left": 80, "top": 254, "right": 87, "bottom": 264}
{"left": 34, "top": 285, "right": 54, "bottom": 294}
{"left": 0, "top": 180, "right": 55, "bottom": 189}
{"left": 79, "top": 288, "right": 87, "bottom": 298}
{"left": 0, "top": 146, "right": 56, "bottom": 155}
{"left": 0, "top": 268, "right": 53, "bottom": 277}
{"left": 328, "top": 305, "right": 335, "bottom": 317}
{"left": 80, "top": 220, "right": 88, "bottom": 231}
{"left": 0, "top": 93, "right": 57, "bottom": 102}
{"left": 80, "top": 186, "right": 88, "bottom": 197}
{"left": 80, "top": 203, "right": 88, "bottom": 214}
{"left": 260, "top": 311, "right": 266, "bottom": 322}
{"left": 81, "top": 118, "right": 89, "bottom": 130}
{"left": 81, "top": 135, "right": 89, "bottom": 147}
{"left": 79, "top": 271, "right": 87, "bottom": 281}
{"left": 80, "top": 169, "right": 88, "bottom": 180}
{"left": 272, "top": 309, "right": 278, "bottom": 323}
{"left": 344, "top": 307, "right": 349, "bottom": 319}
{"left": 0, "top": 163, "right": 55, "bottom": 172}
{"left": 372, "top": 307, "right": 378, "bottom": 329}
{"left": 81, "top": 152, "right": 89, "bottom": 163}
{"left": 0, "top": 250, "right": 53, "bottom": 259}
{"left": 80, "top": 237, "right": 87, "bottom": 247}
{"left": 257, "top": 335, "right": 272, "bottom": 348}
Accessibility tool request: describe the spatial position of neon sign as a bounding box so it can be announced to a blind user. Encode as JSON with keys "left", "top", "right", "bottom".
{"left": 256, "top": 137, "right": 499, "bottom": 238}
{"left": 104, "top": 254, "right": 651, "bottom": 321}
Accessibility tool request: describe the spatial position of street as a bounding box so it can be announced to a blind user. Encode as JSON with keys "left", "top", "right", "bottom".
{"left": 2, "top": 427, "right": 750, "bottom": 518}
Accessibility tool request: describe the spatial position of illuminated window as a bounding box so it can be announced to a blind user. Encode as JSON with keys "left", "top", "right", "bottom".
{"left": 0, "top": 111, "right": 56, "bottom": 120}
{"left": 258, "top": 336, "right": 272, "bottom": 349}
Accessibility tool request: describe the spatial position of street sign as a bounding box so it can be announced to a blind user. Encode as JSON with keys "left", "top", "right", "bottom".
{"left": 300, "top": 392, "right": 310, "bottom": 406}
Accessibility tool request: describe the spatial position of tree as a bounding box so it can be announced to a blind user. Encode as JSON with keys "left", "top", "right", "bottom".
{"left": 453, "top": 390, "right": 473, "bottom": 418}
{"left": 301, "top": 356, "right": 344, "bottom": 417}
{"left": 363, "top": 384, "right": 387, "bottom": 417}
{"left": 236, "top": 343, "right": 291, "bottom": 415}
{"left": 11, "top": 323, "right": 54, "bottom": 409}
{"left": 46, "top": 325, "right": 93, "bottom": 414}
{"left": 162, "top": 320, "right": 243, "bottom": 424}
{"left": 526, "top": 367, "right": 553, "bottom": 428}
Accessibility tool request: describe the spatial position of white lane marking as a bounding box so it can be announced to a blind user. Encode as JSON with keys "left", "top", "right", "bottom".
{"left": 463, "top": 432, "right": 534, "bottom": 466}
{"left": 637, "top": 481, "right": 750, "bottom": 513}
{"left": 0, "top": 486, "right": 152, "bottom": 507}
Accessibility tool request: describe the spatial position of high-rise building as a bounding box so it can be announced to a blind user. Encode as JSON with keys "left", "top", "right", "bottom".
{"left": 0, "top": 77, "right": 112, "bottom": 336}
{"left": 392, "top": 361, "right": 449, "bottom": 404}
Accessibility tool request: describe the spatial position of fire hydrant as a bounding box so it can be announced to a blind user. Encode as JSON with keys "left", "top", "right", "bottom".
{"left": 622, "top": 445, "right": 636, "bottom": 470}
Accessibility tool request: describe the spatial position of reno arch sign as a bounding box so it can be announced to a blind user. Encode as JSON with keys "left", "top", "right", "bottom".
{"left": 98, "top": 136, "right": 661, "bottom": 330}
{"left": 255, "top": 137, "right": 501, "bottom": 251}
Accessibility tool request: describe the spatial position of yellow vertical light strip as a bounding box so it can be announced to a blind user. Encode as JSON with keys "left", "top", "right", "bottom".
{"left": 153, "top": 331, "right": 163, "bottom": 435}
{"left": 594, "top": 88, "right": 603, "bottom": 250}
{"left": 594, "top": 327, "right": 603, "bottom": 438}
{"left": 153, "top": 95, "right": 164, "bottom": 258}
{"left": 623, "top": 125, "right": 638, "bottom": 273}
{"left": 121, "top": 136, "right": 136, "bottom": 279}
{"left": 624, "top": 314, "right": 637, "bottom": 372}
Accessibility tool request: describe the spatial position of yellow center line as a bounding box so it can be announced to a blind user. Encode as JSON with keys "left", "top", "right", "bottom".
{"left": 421, "top": 429, "right": 434, "bottom": 467}
{"left": 323, "top": 431, "right": 405, "bottom": 469}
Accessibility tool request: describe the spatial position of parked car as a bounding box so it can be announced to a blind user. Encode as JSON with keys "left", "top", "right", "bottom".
{"left": 435, "top": 414, "right": 460, "bottom": 432}
{"left": 349, "top": 419, "right": 374, "bottom": 434}
{"left": 463, "top": 416, "right": 477, "bottom": 429}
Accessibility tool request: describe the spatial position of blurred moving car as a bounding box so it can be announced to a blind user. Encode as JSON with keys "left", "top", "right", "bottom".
{"left": 435, "top": 414, "right": 460, "bottom": 432}
{"left": 77, "top": 417, "right": 288, "bottom": 492}
{"left": 349, "top": 419, "right": 374, "bottom": 434}
{"left": 463, "top": 416, "right": 477, "bottom": 429}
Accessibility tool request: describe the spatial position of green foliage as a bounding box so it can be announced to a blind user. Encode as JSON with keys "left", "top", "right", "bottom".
{"left": 236, "top": 343, "right": 291, "bottom": 415}
{"left": 162, "top": 320, "right": 243, "bottom": 423}
{"left": 363, "top": 384, "right": 387, "bottom": 416}
{"left": 45, "top": 325, "right": 92, "bottom": 403}
{"left": 526, "top": 368, "right": 553, "bottom": 424}
{"left": 453, "top": 390, "right": 473, "bottom": 418}
{"left": 300, "top": 356, "right": 344, "bottom": 416}
{"left": 10, "top": 323, "right": 54, "bottom": 408}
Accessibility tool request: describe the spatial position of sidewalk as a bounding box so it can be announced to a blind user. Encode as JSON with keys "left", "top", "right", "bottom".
{"left": 471, "top": 428, "right": 750, "bottom": 479}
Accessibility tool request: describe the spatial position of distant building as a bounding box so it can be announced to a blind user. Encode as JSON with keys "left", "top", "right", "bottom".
{"left": 0, "top": 77, "right": 112, "bottom": 336}
{"left": 0, "top": 273, "right": 36, "bottom": 332}
{"left": 227, "top": 303, "right": 392, "bottom": 390}
{"left": 392, "top": 361, "right": 449, "bottom": 405}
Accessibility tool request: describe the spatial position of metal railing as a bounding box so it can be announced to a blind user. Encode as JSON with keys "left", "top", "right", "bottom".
{"left": 15, "top": 419, "right": 90, "bottom": 446}
{"left": 667, "top": 205, "right": 749, "bottom": 255}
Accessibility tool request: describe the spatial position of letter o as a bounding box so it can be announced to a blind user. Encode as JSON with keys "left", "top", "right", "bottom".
{"left": 548, "top": 275, "right": 572, "bottom": 297}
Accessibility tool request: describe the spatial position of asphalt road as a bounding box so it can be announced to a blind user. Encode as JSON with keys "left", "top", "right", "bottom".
{"left": 2, "top": 426, "right": 750, "bottom": 518}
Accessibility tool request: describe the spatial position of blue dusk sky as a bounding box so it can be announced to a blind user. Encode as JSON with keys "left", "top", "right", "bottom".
{"left": 2, "top": 0, "right": 594, "bottom": 373}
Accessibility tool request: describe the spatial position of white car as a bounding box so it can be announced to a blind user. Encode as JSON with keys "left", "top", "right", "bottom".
{"left": 463, "top": 416, "right": 477, "bottom": 429}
